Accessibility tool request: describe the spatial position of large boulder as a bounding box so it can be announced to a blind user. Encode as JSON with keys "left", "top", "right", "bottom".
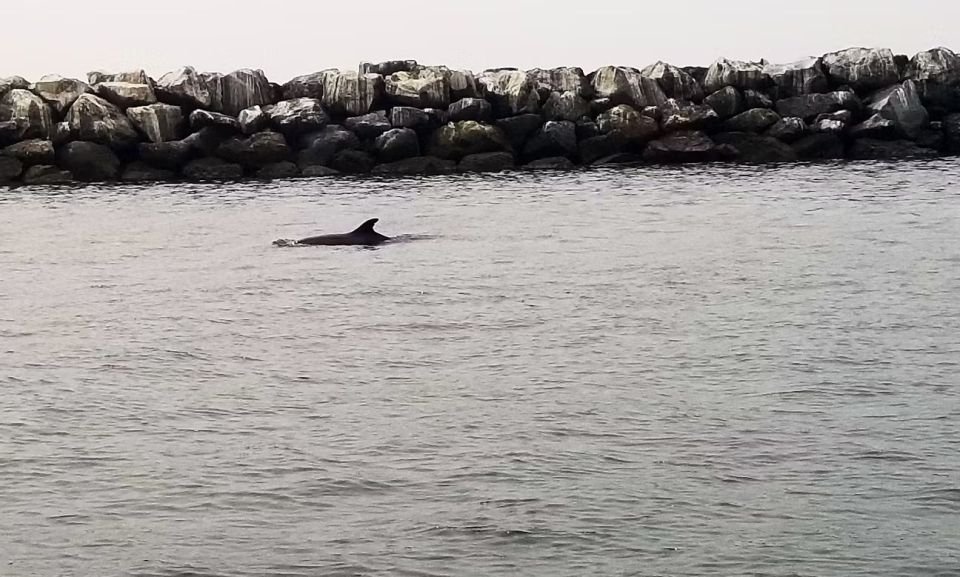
{"left": 139, "top": 140, "right": 193, "bottom": 170}
{"left": 0, "top": 76, "right": 30, "bottom": 98}
{"left": 458, "top": 151, "right": 515, "bottom": 173}
{"left": 579, "top": 133, "right": 625, "bottom": 164}
{"left": 361, "top": 60, "right": 418, "bottom": 76}
{"left": 385, "top": 68, "right": 449, "bottom": 109}
{"left": 822, "top": 48, "right": 900, "bottom": 92}
{"left": 22, "top": 164, "right": 73, "bottom": 184}
{"left": 0, "top": 156, "right": 22, "bottom": 182}
{"left": 775, "top": 90, "right": 860, "bottom": 120}
{"left": 389, "top": 106, "right": 432, "bottom": 130}
{"left": 703, "top": 87, "right": 744, "bottom": 119}
{"left": 156, "top": 66, "right": 211, "bottom": 109}
{"left": 372, "top": 155, "right": 456, "bottom": 176}
{"left": 448, "top": 98, "right": 492, "bottom": 122}
{"left": 712, "top": 132, "right": 798, "bottom": 163}
{"left": 66, "top": 94, "right": 140, "bottom": 149}
{"left": 591, "top": 66, "right": 667, "bottom": 109}
{"left": 743, "top": 89, "right": 774, "bottom": 110}
{"left": 88, "top": 70, "right": 150, "bottom": 85}
{"left": 847, "top": 138, "right": 938, "bottom": 160}
{"left": 96, "top": 82, "right": 157, "bottom": 109}
{"left": 477, "top": 69, "right": 540, "bottom": 116}
{"left": 282, "top": 70, "right": 337, "bottom": 100}
{"left": 30, "top": 75, "right": 92, "bottom": 116}
{"left": 121, "top": 161, "right": 177, "bottom": 182}
{"left": 641, "top": 62, "right": 703, "bottom": 102}
{"left": 811, "top": 110, "right": 851, "bottom": 134}
{"left": 329, "top": 149, "right": 374, "bottom": 174}
{"left": 344, "top": 111, "right": 392, "bottom": 139}
{"left": 529, "top": 67, "right": 590, "bottom": 98}
{"left": 495, "top": 113, "right": 543, "bottom": 150}
{"left": 217, "top": 69, "right": 274, "bottom": 116}
{"left": 183, "top": 126, "right": 229, "bottom": 156}
{"left": 323, "top": 71, "right": 384, "bottom": 116}
{"left": 297, "top": 125, "right": 360, "bottom": 168}
{"left": 428, "top": 121, "right": 511, "bottom": 160}
{"left": 766, "top": 117, "right": 806, "bottom": 142}
{"left": 267, "top": 98, "right": 329, "bottom": 137}
{"left": 864, "top": 80, "right": 929, "bottom": 139}
{"left": 374, "top": 128, "right": 420, "bottom": 162}
{"left": 126, "top": 103, "right": 184, "bottom": 143}
{"left": 643, "top": 131, "right": 728, "bottom": 163}
{"left": 183, "top": 157, "right": 243, "bottom": 180}
{"left": 255, "top": 161, "right": 300, "bottom": 179}
{"left": 848, "top": 114, "right": 900, "bottom": 140}
{"left": 703, "top": 58, "right": 771, "bottom": 93}
{"left": 523, "top": 156, "right": 576, "bottom": 170}
{"left": 597, "top": 104, "right": 659, "bottom": 143}
{"left": 763, "top": 58, "right": 829, "bottom": 98}
{"left": 238, "top": 105, "right": 271, "bottom": 135}
{"left": 3, "top": 139, "right": 55, "bottom": 165}
{"left": 200, "top": 72, "right": 225, "bottom": 113}
{"left": 188, "top": 109, "right": 241, "bottom": 133}
{"left": 792, "top": 133, "right": 845, "bottom": 159}
{"left": 216, "top": 131, "right": 290, "bottom": 169}
{"left": 522, "top": 120, "right": 577, "bottom": 161}
{"left": 57, "top": 141, "right": 120, "bottom": 180}
{"left": 542, "top": 91, "right": 589, "bottom": 122}
{"left": 448, "top": 69, "right": 480, "bottom": 100}
{"left": 944, "top": 113, "right": 960, "bottom": 153}
{"left": 724, "top": 108, "right": 781, "bottom": 133}
{"left": 0, "top": 89, "right": 53, "bottom": 140}
{"left": 906, "top": 47, "right": 960, "bottom": 86}
{"left": 659, "top": 99, "right": 720, "bottom": 132}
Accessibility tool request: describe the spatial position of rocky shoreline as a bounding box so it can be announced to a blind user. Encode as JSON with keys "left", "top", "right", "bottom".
{"left": 2, "top": 47, "right": 960, "bottom": 185}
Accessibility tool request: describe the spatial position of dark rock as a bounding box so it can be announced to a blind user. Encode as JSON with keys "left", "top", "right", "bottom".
{"left": 597, "top": 104, "right": 659, "bottom": 143}
{"left": 57, "top": 141, "right": 120, "bottom": 181}
{"left": 0, "top": 156, "right": 22, "bottom": 182}
{"left": 0, "top": 76, "right": 30, "bottom": 98}
{"left": 238, "top": 105, "right": 271, "bottom": 135}
{"left": 297, "top": 125, "right": 360, "bottom": 167}
{"left": 523, "top": 120, "right": 577, "bottom": 161}
{"left": 590, "top": 66, "right": 667, "bottom": 108}
{"left": 916, "top": 124, "right": 945, "bottom": 150}
{"left": 944, "top": 113, "right": 960, "bottom": 153}
{"left": 389, "top": 106, "right": 431, "bottom": 130}
{"left": 477, "top": 70, "right": 540, "bottom": 116}
{"left": 792, "top": 133, "right": 845, "bottom": 159}
{"left": 743, "top": 89, "right": 774, "bottom": 109}
{"left": 371, "top": 156, "right": 457, "bottom": 175}
{"left": 0, "top": 120, "right": 18, "bottom": 145}
{"left": 199, "top": 72, "right": 224, "bottom": 112}
{"left": 766, "top": 117, "right": 806, "bottom": 142}
{"left": 660, "top": 99, "right": 720, "bottom": 131}
{"left": 542, "top": 91, "right": 589, "bottom": 122}
{"left": 216, "top": 131, "right": 290, "bottom": 169}
{"left": 576, "top": 119, "right": 599, "bottom": 140}
{"left": 374, "top": 128, "right": 420, "bottom": 162}
{"left": 764, "top": 58, "right": 829, "bottom": 98}
{"left": 323, "top": 72, "right": 385, "bottom": 116}
{"left": 1, "top": 89, "right": 53, "bottom": 140}
{"left": 344, "top": 111, "right": 392, "bottom": 139}
{"left": 915, "top": 82, "right": 960, "bottom": 116}
{"left": 3, "top": 139, "right": 55, "bottom": 165}
{"left": 522, "top": 156, "right": 576, "bottom": 170}
{"left": 643, "top": 131, "right": 727, "bottom": 163}
{"left": 448, "top": 98, "right": 492, "bottom": 122}
{"left": 329, "top": 149, "right": 375, "bottom": 173}
{"left": 822, "top": 48, "right": 900, "bottom": 91}
{"left": 126, "top": 103, "right": 184, "bottom": 143}
{"left": 385, "top": 69, "right": 449, "bottom": 109}
{"left": 864, "top": 80, "right": 929, "bottom": 139}
{"left": 775, "top": 90, "right": 860, "bottom": 120}
{"left": 183, "top": 157, "right": 244, "bottom": 180}
{"left": 66, "top": 94, "right": 140, "bottom": 149}
{"left": 183, "top": 126, "right": 228, "bottom": 156}
{"left": 96, "top": 82, "right": 157, "bottom": 109}
{"left": 849, "top": 114, "right": 899, "bottom": 140}
{"left": 423, "top": 108, "right": 449, "bottom": 128}
{"left": 906, "top": 47, "right": 960, "bottom": 85}
{"left": 121, "top": 161, "right": 177, "bottom": 182}
{"left": 704, "top": 58, "right": 770, "bottom": 93}
{"left": 361, "top": 60, "right": 418, "bottom": 76}
{"left": 704, "top": 87, "right": 745, "bottom": 119}
{"left": 682, "top": 66, "right": 709, "bottom": 87}
{"left": 590, "top": 98, "right": 617, "bottom": 116}
{"left": 22, "top": 164, "right": 72, "bottom": 184}
{"left": 156, "top": 66, "right": 211, "bottom": 109}
{"left": 302, "top": 165, "right": 340, "bottom": 177}
{"left": 641, "top": 106, "right": 661, "bottom": 121}
{"left": 282, "top": 70, "right": 337, "bottom": 100}
{"left": 592, "top": 153, "right": 642, "bottom": 165}
{"left": 428, "top": 121, "right": 511, "bottom": 160}
{"left": 641, "top": 61, "right": 703, "bottom": 102}
{"left": 139, "top": 140, "right": 193, "bottom": 169}
{"left": 712, "top": 132, "right": 799, "bottom": 163}
{"left": 87, "top": 69, "right": 150, "bottom": 85}
{"left": 256, "top": 161, "right": 300, "bottom": 179}
{"left": 579, "top": 133, "right": 624, "bottom": 164}
{"left": 459, "top": 151, "right": 515, "bottom": 172}
{"left": 724, "top": 108, "right": 781, "bottom": 132}
{"left": 50, "top": 122, "right": 72, "bottom": 145}
{"left": 847, "top": 138, "right": 938, "bottom": 160}
{"left": 219, "top": 69, "right": 273, "bottom": 117}
{"left": 188, "top": 109, "right": 241, "bottom": 133}
{"left": 31, "top": 75, "right": 92, "bottom": 116}
{"left": 268, "top": 98, "right": 329, "bottom": 137}
{"left": 495, "top": 114, "right": 543, "bottom": 150}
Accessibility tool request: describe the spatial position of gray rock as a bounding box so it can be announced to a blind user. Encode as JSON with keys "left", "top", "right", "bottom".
{"left": 183, "top": 157, "right": 244, "bottom": 180}
{"left": 96, "top": 82, "right": 157, "bottom": 109}
{"left": 121, "top": 161, "right": 177, "bottom": 182}
{"left": 0, "top": 76, "right": 30, "bottom": 98}
{"left": 743, "top": 89, "right": 774, "bottom": 109}
{"left": 385, "top": 69, "right": 449, "bottom": 109}
{"left": 812, "top": 114, "right": 847, "bottom": 135}
{"left": 848, "top": 138, "right": 938, "bottom": 160}
{"left": 542, "top": 91, "right": 589, "bottom": 122}
{"left": 374, "top": 128, "right": 420, "bottom": 162}
{"left": 389, "top": 106, "right": 431, "bottom": 130}
{"left": 0, "top": 89, "right": 53, "bottom": 140}
{"left": 200, "top": 72, "right": 225, "bottom": 113}
{"left": 183, "top": 126, "right": 229, "bottom": 156}
{"left": 495, "top": 113, "right": 543, "bottom": 150}
{"left": 448, "top": 69, "right": 480, "bottom": 100}
{"left": 644, "top": 131, "right": 732, "bottom": 163}
{"left": 458, "top": 151, "right": 515, "bottom": 173}
{"left": 576, "top": 119, "right": 599, "bottom": 141}
{"left": 597, "top": 104, "right": 659, "bottom": 143}
{"left": 188, "top": 109, "right": 241, "bottom": 133}
{"left": 641, "top": 61, "right": 703, "bottom": 102}
{"left": 302, "top": 165, "right": 340, "bottom": 177}
{"left": 522, "top": 156, "right": 576, "bottom": 170}
{"left": 477, "top": 70, "right": 540, "bottom": 116}
{"left": 822, "top": 47, "right": 900, "bottom": 91}
{"left": 344, "top": 111, "right": 392, "bottom": 139}
{"left": 906, "top": 47, "right": 960, "bottom": 85}
{"left": 849, "top": 114, "right": 900, "bottom": 140}
{"left": 3, "top": 139, "right": 55, "bottom": 165}
{"left": 775, "top": 90, "right": 861, "bottom": 120}
{"left": 529, "top": 67, "right": 590, "bottom": 98}
{"left": 31, "top": 75, "right": 92, "bottom": 116}
{"left": 220, "top": 69, "right": 274, "bottom": 117}
{"left": 216, "top": 131, "right": 290, "bottom": 169}
{"left": 323, "top": 71, "right": 385, "bottom": 116}
{"left": 156, "top": 66, "right": 211, "bottom": 109}
{"left": 0, "top": 156, "right": 22, "bottom": 182}
{"left": 704, "top": 87, "right": 744, "bottom": 119}
{"left": 579, "top": 133, "right": 624, "bottom": 164}
{"left": 428, "top": 121, "right": 511, "bottom": 160}
{"left": 139, "top": 140, "right": 193, "bottom": 169}
{"left": 239, "top": 105, "right": 271, "bottom": 135}
{"left": 88, "top": 70, "right": 151, "bottom": 86}
{"left": 792, "top": 133, "right": 845, "bottom": 159}
{"left": 126, "top": 103, "right": 184, "bottom": 143}
{"left": 591, "top": 66, "right": 667, "bottom": 109}
{"left": 703, "top": 58, "right": 770, "bottom": 93}
{"left": 371, "top": 156, "right": 457, "bottom": 175}
{"left": 523, "top": 120, "right": 577, "bottom": 161}
{"left": 66, "top": 94, "right": 140, "bottom": 149}
{"left": 660, "top": 99, "right": 721, "bottom": 132}
{"left": 297, "top": 125, "right": 360, "bottom": 167}
{"left": 329, "top": 149, "right": 375, "bottom": 174}
{"left": 713, "top": 132, "right": 799, "bottom": 163}
{"left": 267, "top": 98, "right": 329, "bottom": 138}
{"left": 281, "top": 70, "right": 338, "bottom": 100}
{"left": 724, "top": 108, "right": 781, "bottom": 133}
{"left": 448, "top": 98, "right": 493, "bottom": 122}
{"left": 256, "top": 161, "right": 300, "bottom": 179}
{"left": 22, "top": 164, "right": 72, "bottom": 184}
{"left": 864, "top": 80, "right": 929, "bottom": 139}
{"left": 764, "top": 58, "right": 829, "bottom": 98}
{"left": 57, "top": 141, "right": 120, "bottom": 180}
{"left": 361, "top": 60, "right": 418, "bottom": 76}
{"left": 766, "top": 117, "right": 806, "bottom": 142}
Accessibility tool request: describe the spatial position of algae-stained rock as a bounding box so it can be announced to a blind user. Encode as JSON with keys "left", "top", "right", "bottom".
{"left": 96, "top": 82, "right": 157, "bottom": 109}
{"left": 282, "top": 70, "right": 338, "bottom": 100}
{"left": 766, "top": 117, "right": 806, "bottom": 142}
{"left": 659, "top": 99, "right": 720, "bottom": 132}
{"left": 712, "top": 132, "right": 798, "bottom": 163}
{"left": 906, "top": 47, "right": 960, "bottom": 85}
{"left": 23, "top": 164, "right": 72, "bottom": 184}
{"left": 58, "top": 141, "right": 120, "bottom": 181}
{"left": 0, "top": 89, "right": 53, "bottom": 140}
{"left": 267, "top": 98, "right": 329, "bottom": 137}
{"left": 641, "top": 61, "right": 703, "bottom": 102}
{"left": 591, "top": 66, "right": 667, "bottom": 109}
{"left": 703, "top": 87, "right": 745, "bottom": 119}
{"left": 385, "top": 68, "right": 450, "bottom": 109}
{"left": 218, "top": 69, "right": 274, "bottom": 116}
{"left": 848, "top": 138, "right": 938, "bottom": 160}
{"left": 344, "top": 111, "right": 392, "bottom": 139}
{"left": 529, "top": 67, "right": 590, "bottom": 98}
{"left": 724, "top": 108, "right": 781, "bottom": 133}
{"left": 459, "top": 151, "right": 515, "bottom": 173}
{"left": 183, "top": 157, "right": 244, "bottom": 180}
{"left": 139, "top": 140, "right": 193, "bottom": 169}
{"left": 2, "top": 139, "right": 55, "bottom": 165}
{"left": 372, "top": 156, "right": 457, "bottom": 176}
{"left": 643, "top": 131, "right": 726, "bottom": 163}
{"left": 597, "top": 104, "right": 659, "bottom": 142}
{"left": 121, "top": 161, "right": 177, "bottom": 182}
{"left": 66, "top": 93, "right": 140, "bottom": 149}
{"left": 448, "top": 98, "right": 493, "bottom": 122}
{"left": 542, "top": 91, "right": 589, "bottom": 122}
{"left": 523, "top": 156, "right": 576, "bottom": 170}
{"left": 822, "top": 47, "right": 900, "bottom": 91}
{"left": 323, "top": 71, "right": 385, "bottom": 116}
{"left": 330, "top": 149, "right": 375, "bottom": 173}
{"left": 791, "top": 133, "right": 845, "bottom": 159}
{"left": 31, "top": 75, "right": 92, "bottom": 116}
{"left": 0, "top": 156, "right": 22, "bottom": 182}
{"left": 239, "top": 105, "right": 271, "bottom": 135}
{"left": 495, "top": 113, "right": 543, "bottom": 150}
{"left": 522, "top": 120, "right": 577, "bottom": 161}
{"left": 256, "top": 161, "right": 300, "bottom": 179}
{"left": 864, "top": 80, "right": 929, "bottom": 139}
{"left": 297, "top": 125, "right": 361, "bottom": 167}
{"left": 374, "top": 128, "right": 420, "bottom": 162}
{"left": 389, "top": 106, "right": 431, "bottom": 130}
{"left": 216, "top": 131, "right": 290, "bottom": 169}
{"left": 703, "top": 58, "right": 771, "bottom": 93}
{"left": 126, "top": 103, "right": 184, "bottom": 143}
{"left": 477, "top": 69, "right": 540, "bottom": 116}
{"left": 156, "top": 66, "right": 211, "bottom": 109}
{"left": 428, "top": 121, "right": 511, "bottom": 160}
{"left": 764, "top": 58, "right": 829, "bottom": 98}
{"left": 775, "top": 90, "right": 860, "bottom": 120}
{"left": 188, "top": 109, "right": 241, "bottom": 133}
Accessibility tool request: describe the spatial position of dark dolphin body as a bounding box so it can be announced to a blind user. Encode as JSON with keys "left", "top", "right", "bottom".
{"left": 274, "top": 218, "right": 391, "bottom": 247}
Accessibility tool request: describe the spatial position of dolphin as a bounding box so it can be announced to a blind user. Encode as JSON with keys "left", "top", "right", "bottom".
{"left": 276, "top": 218, "right": 391, "bottom": 247}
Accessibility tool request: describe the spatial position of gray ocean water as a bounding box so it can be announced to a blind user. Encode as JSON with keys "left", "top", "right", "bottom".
{"left": 1, "top": 161, "right": 959, "bottom": 577}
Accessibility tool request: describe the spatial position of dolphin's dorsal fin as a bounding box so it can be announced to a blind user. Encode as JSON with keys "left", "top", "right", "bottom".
{"left": 352, "top": 218, "right": 379, "bottom": 234}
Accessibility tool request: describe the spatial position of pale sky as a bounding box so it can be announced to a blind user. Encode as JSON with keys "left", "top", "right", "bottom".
{"left": 3, "top": 1, "right": 958, "bottom": 84}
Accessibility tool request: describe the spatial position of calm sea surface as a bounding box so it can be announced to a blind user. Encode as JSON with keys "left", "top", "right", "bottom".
{"left": 1, "top": 162, "right": 959, "bottom": 577}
